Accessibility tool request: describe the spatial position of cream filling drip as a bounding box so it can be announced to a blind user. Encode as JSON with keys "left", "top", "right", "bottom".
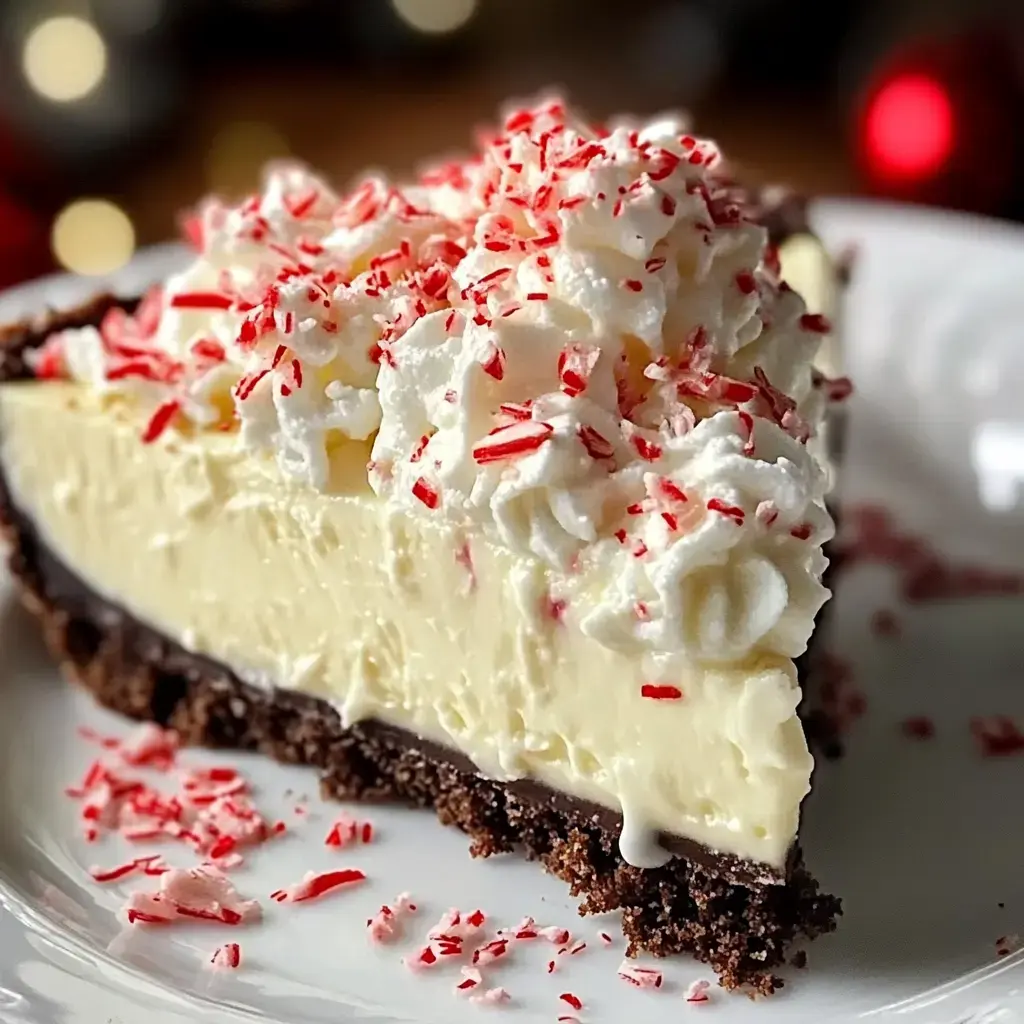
{"left": 0, "top": 382, "right": 813, "bottom": 874}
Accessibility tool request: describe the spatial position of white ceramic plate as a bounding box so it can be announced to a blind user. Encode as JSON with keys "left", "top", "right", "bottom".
{"left": 2, "top": 200, "right": 1024, "bottom": 1024}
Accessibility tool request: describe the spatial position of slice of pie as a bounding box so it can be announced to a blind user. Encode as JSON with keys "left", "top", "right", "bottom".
{"left": 0, "top": 99, "right": 845, "bottom": 992}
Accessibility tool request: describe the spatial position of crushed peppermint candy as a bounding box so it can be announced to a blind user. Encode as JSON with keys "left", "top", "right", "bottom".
{"left": 472, "top": 420, "right": 554, "bottom": 464}
{"left": 473, "top": 938, "right": 510, "bottom": 966}
{"left": 430, "top": 906, "right": 486, "bottom": 940}
{"left": 799, "top": 313, "right": 831, "bottom": 334}
{"left": 403, "top": 945, "right": 441, "bottom": 972}
{"left": 366, "top": 905, "right": 400, "bottom": 944}
{"left": 507, "top": 914, "right": 540, "bottom": 940}
{"left": 116, "top": 723, "right": 180, "bottom": 770}
{"left": 617, "top": 961, "right": 664, "bottom": 989}
{"left": 471, "top": 987, "right": 510, "bottom": 1006}
{"left": 685, "top": 978, "right": 711, "bottom": 1003}
{"left": 65, "top": 722, "right": 285, "bottom": 858}
{"left": 411, "top": 476, "right": 441, "bottom": 510}
{"left": 324, "top": 812, "right": 374, "bottom": 848}
{"left": 181, "top": 766, "right": 247, "bottom": 804}
{"left": 400, "top": 906, "right": 496, "bottom": 968}
{"left": 640, "top": 684, "right": 683, "bottom": 701}
{"left": 557, "top": 343, "right": 600, "bottom": 398}
{"left": 210, "top": 943, "right": 242, "bottom": 969}
{"left": 270, "top": 868, "right": 366, "bottom": 904}
{"left": 122, "top": 864, "right": 261, "bottom": 927}
{"left": 66, "top": 722, "right": 612, "bottom": 1007}
{"left": 367, "top": 893, "right": 418, "bottom": 944}
{"left": 90, "top": 855, "right": 168, "bottom": 883}
{"left": 706, "top": 498, "right": 745, "bottom": 524}
{"left": 455, "top": 966, "right": 483, "bottom": 993}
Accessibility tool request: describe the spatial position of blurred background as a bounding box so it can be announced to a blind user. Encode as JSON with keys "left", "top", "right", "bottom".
{"left": 0, "top": 0, "right": 1023, "bottom": 289}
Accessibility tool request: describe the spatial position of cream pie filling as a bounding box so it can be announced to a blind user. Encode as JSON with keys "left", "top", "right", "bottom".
{"left": 1, "top": 383, "right": 812, "bottom": 873}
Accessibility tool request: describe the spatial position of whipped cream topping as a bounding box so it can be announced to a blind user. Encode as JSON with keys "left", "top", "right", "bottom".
{"left": 32, "top": 97, "right": 844, "bottom": 670}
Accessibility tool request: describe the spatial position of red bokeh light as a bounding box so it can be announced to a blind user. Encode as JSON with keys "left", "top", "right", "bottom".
{"left": 864, "top": 73, "right": 955, "bottom": 181}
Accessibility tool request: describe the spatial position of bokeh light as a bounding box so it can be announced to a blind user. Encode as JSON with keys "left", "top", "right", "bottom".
{"left": 52, "top": 200, "right": 135, "bottom": 276}
{"left": 391, "top": 0, "right": 478, "bottom": 35}
{"left": 22, "top": 17, "right": 108, "bottom": 103}
{"left": 206, "top": 121, "right": 291, "bottom": 196}
{"left": 864, "top": 73, "right": 955, "bottom": 181}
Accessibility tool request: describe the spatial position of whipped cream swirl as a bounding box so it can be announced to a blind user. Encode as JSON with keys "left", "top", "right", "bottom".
{"left": 34, "top": 98, "right": 845, "bottom": 666}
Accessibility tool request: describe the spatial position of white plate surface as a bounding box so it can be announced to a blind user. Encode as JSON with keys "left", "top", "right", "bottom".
{"left": 1, "top": 200, "right": 1024, "bottom": 1024}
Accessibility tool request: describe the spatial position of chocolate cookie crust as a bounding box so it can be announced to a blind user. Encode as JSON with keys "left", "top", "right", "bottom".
{"left": 0, "top": 290, "right": 840, "bottom": 996}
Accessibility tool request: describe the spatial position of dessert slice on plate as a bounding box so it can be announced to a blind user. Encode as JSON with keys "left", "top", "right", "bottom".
{"left": 0, "top": 99, "right": 847, "bottom": 993}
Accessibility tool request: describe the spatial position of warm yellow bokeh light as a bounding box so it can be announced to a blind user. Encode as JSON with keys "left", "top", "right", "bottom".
{"left": 206, "top": 121, "right": 291, "bottom": 196}
{"left": 391, "top": 0, "right": 478, "bottom": 35}
{"left": 52, "top": 200, "right": 136, "bottom": 276}
{"left": 22, "top": 17, "right": 108, "bottom": 103}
